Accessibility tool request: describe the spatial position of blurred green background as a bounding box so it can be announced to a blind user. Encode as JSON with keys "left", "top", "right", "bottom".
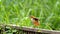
{"left": 0, "top": 0, "right": 60, "bottom": 30}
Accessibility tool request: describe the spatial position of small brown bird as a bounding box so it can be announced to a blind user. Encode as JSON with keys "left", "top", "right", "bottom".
{"left": 30, "top": 16, "right": 39, "bottom": 26}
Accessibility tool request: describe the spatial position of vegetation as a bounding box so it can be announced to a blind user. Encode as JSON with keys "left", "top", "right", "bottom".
{"left": 0, "top": 0, "right": 60, "bottom": 31}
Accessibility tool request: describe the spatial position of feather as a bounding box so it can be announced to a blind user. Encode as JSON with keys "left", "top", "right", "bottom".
{"left": 30, "top": 16, "right": 40, "bottom": 26}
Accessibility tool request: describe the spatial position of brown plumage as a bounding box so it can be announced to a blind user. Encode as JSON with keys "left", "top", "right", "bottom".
{"left": 30, "top": 16, "right": 39, "bottom": 26}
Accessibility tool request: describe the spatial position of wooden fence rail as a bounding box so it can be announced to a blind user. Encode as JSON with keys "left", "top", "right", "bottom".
{"left": 0, "top": 24, "right": 60, "bottom": 34}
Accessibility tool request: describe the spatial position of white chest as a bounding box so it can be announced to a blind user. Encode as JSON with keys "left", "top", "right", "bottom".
{"left": 31, "top": 18, "right": 35, "bottom": 22}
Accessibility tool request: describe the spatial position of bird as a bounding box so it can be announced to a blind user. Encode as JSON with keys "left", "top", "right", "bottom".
{"left": 30, "top": 16, "right": 40, "bottom": 26}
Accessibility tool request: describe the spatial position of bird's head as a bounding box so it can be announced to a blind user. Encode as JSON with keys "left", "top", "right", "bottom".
{"left": 30, "top": 15, "right": 35, "bottom": 18}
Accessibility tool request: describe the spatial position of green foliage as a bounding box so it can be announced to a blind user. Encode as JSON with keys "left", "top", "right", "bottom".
{"left": 0, "top": 0, "right": 60, "bottom": 30}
